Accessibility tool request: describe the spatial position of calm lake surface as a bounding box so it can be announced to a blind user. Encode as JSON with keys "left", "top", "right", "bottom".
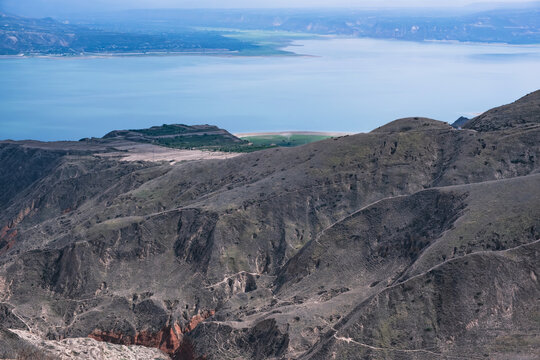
{"left": 1, "top": 37, "right": 540, "bottom": 141}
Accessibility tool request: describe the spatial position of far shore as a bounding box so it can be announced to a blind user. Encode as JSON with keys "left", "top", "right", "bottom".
{"left": 0, "top": 49, "right": 301, "bottom": 60}
{"left": 2, "top": 35, "right": 535, "bottom": 61}
{"left": 235, "top": 131, "right": 355, "bottom": 137}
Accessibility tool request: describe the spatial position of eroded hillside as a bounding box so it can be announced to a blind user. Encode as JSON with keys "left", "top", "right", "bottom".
{"left": 0, "top": 91, "right": 539, "bottom": 359}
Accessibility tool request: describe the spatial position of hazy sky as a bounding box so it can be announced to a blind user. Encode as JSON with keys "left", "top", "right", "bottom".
{"left": 1, "top": 0, "right": 538, "bottom": 17}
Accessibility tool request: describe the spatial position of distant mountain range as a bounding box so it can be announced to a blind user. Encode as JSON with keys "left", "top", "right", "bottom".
{"left": 0, "top": 12, "right": 260, "bottom": 56}
{"left": 2, "top": 6, "right": 539, "bottom": 56}
{"left": 0, "top": 90, "right": 539, "bottom": 359}
{"left": 75, "top": 7, "right": 540, "bottom": 44}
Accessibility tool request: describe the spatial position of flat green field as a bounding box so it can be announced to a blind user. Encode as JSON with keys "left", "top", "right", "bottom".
{"left": 193, "top": 28, "right": 319, "bottom": 56}
{"left": 240, "top": 134, "right": 333, "bottom": 147}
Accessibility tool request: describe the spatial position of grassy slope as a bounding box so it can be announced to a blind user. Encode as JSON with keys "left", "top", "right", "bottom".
{"left": 241, "top": 134, "right": 333, "bottom": 147}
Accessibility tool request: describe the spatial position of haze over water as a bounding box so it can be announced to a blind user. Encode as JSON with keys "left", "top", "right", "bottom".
{"left": 1, "top": 37, "right": 539, "bottom": 141}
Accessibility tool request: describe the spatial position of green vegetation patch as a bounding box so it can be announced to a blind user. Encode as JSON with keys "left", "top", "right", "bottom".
{"left": 150, "top": 134, "right": 265, "bottom": 153}
{"left": 156, "top": 133, "right": 331, "bottom": 152}
{"left": 156, "top": 134, "right": 239, "bottom": 148}
{"left": 241, "top": 134, "right": 332, "bottom": 147}
{"left": 131, "top": 124, "right": 205, "bottom": 136}
{"left": 194, "top": 28, "right": 319, "bottom": 56}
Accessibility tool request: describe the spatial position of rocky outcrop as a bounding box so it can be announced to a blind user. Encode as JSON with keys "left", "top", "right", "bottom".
{"left": 179, "top": 319, "right": 290, "bottom": 360}
{"left": 174, "top": 209, "right": 220, "bottom": 273}
{"left": 12, "top": 329, "right": 169, "bottom": 360}
{"left": 89, "top": 311, "right": 215, "bottom": 355}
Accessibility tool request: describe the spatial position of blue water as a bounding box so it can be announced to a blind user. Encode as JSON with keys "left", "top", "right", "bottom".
{"left": 1, "top": 37, "right": 540, "bottom": 141}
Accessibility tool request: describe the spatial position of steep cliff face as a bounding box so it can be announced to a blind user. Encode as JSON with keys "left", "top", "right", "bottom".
{"left": 0, "top": 143, "right": 66, "bottom": 209}
{"left": 0, "top": 92, "right": 539, "bottom": 359}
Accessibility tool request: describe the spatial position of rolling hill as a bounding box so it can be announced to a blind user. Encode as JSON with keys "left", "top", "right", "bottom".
{"left": 0, "top": 90, "right": 539, "bottom": 359}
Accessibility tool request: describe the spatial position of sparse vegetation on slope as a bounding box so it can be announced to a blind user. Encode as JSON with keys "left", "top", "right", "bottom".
{"left": 240, "top": 134, "right": 333, "bottom": 148}
{"left": 0, "top": 91, "right": 539, "bottom": 359}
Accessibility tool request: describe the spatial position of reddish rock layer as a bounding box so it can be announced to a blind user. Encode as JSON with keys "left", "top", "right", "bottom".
{"left": 89, "top": 310, "right": 215, "bottom": 356}
{"left": 0, "top": 201, "right": 34, "bottom": 255}
{"left": 0, "top": 229, "right": 17, "bottom": 256}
